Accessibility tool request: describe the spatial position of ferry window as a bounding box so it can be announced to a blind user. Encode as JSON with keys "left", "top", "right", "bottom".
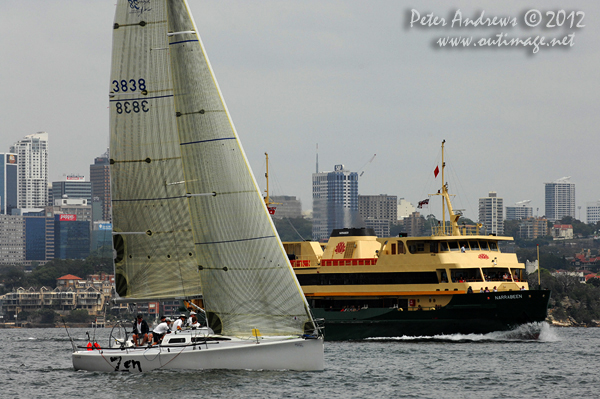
{"left": 438, "top": 269, "right": 449, "bottom": 283}
{"left": 295, "top": 271, "right": 439, "bottom": 285}
{"left": 459, "top": 241, "right": 469, "bottom": 251}
{"left": 489, "top": 241, "right": 498, "bottom": 251}
{"left": 448, "top": 241, "right": 460, "bottom": 251}
{"left": 468, "top": 241, "right": 480, "bottom": 251}
{"left": 450, "top": 268, "right": 484, "bottom": 282}
{"left": 479, "top": 241, "right": 489, "bottom": 251}
{"left": 397, "top": 241, "right": 405, "bottom": 254}
{"left": 482, "top": 268, "right": 511, "bottom": 281}
{"left": 512, "top": 269, "right": 522, "bottom": 282}
{"left": 391, "top": 243, "right": 397, "bottom": 255}
{"left": 407, "top": 241, "right": 426, "bottom": 253}
{"left": 430, "top": 242, "right": 438, "bottom": 253}
{"left": 440, "top": 242, "right": 449, "bottom": 252}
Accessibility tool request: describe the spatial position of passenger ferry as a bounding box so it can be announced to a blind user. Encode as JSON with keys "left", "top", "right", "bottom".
{"left": 284, "top": 142, "right": 550, "bottom": 340}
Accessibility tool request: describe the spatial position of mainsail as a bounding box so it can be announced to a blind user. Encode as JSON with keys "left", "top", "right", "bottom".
{"left": 110, "top": 0, "right": 314, "bottom": 337}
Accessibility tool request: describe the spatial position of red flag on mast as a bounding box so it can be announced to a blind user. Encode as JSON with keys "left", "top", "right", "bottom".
{"left": 434, "top": 166, "right": 439, "bottom": 178}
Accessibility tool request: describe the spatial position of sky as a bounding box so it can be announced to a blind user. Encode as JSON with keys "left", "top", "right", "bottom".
{"left": 1, "top": 0, "right": 598, "bottom": 222}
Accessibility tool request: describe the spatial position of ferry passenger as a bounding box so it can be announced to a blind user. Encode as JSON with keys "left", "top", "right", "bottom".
{"left": 484, "top": 287, "right": 490, "bottom": 293}
{"left": 132, "top": 314, "right": 149, "bottom": 347}
{"left": 467, "top": 286, "right": 473, "bottom": 294}
{"left": 152, "top": 316, "right": 172, "bottom": 345}
{"left": 493, "top": 286, "right": 498, "bottom": 292}
{"left": 520, "top": 286, "right": 526, "bottom": 291}
{"left": 461, "top": 245, "right": 466, "bottom": 253}
{"left": 479, "top": 287, "right": 484, "bottom": 293}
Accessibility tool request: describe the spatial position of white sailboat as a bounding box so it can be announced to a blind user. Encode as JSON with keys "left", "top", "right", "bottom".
{"left": 71, "top": 0, "right": 323, "bottom": 372}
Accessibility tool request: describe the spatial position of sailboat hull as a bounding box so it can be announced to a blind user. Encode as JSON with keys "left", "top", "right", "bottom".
{"left": 72, "top": 336, "right": 324, "bottom": 372}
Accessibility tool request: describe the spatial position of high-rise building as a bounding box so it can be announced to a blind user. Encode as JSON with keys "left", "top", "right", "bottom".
{"left": 0, "top": 214, "right": 25, "bottom": 265}
{"left": 545, "top": 177, "right": 575, "bottom": 222}
{"left": 401, "top": 211, "right": 426, "bottom": 237}
{"left": 90, "top": 150, "right": 111, "bottom": 221}
{"left": 506, "top": 201, "right": 533, "bottom": 221}
{"left": 54, "top": 213, "right": 91, "bottom": 260}
{"left": 478, "top": 191, "right": 504, "bottom": 235}
{"left": 10, "top": 132, "right": 49, "bottom": 209}
{"left": 0, "top": 153, "right": 18, "bottom": 215}
{"left": 358, "top": 194, "right": 398, "bottom": 237}
{"left": 91, "top": 221, "right": 113, "bottom": 254}
{"left": 51, "top": 175, "right": 92, "bottom": 204}
{"left": 312, "top": 164, "right": 359, "bottom": 240}
{"left": 586, "top": 200, "right": 600, "bottom": 224}
{"left": 397, "top": 198, "right": 415, "bottom": 219}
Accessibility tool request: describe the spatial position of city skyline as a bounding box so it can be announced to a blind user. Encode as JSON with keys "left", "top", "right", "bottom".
{"left": 1, "top": 1, "right": 598, "bottom": 221}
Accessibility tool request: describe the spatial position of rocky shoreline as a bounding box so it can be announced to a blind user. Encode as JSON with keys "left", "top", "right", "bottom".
{"left": 547, "top": 315, "right": 600, "bottom": 328}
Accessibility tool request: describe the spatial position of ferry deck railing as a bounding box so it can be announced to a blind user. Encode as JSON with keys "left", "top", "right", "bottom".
{"left": 431, "top": 225, "right": 482, "bottom": 237}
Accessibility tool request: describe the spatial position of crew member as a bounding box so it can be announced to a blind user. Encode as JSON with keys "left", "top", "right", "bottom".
{"left": 132, "top": 314, "right": 149, "bottom": 347}
{"left": 152, "top": 316, "right": 172, "bottom": 345}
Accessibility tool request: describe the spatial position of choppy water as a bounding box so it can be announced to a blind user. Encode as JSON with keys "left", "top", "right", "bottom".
{"left": 1, "top": 323, "right": 598, "bottom": 398}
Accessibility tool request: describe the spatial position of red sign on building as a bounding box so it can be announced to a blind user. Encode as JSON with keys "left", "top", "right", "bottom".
{"left": 59, "top": 214, "right": 77, "bottom": 221}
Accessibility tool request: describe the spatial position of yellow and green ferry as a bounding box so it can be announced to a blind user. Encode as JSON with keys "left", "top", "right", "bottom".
{"left": 285, "top": 142, "right": 550, "bottom": 340}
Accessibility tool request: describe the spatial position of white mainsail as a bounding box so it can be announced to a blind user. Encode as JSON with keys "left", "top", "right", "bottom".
{"left": 110, "top": 0, "right": 315, "bottom": 337}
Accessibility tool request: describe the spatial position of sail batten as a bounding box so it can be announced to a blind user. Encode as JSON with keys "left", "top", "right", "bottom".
{"left": 110, "top": 0, "right": 314, "bottom": 336}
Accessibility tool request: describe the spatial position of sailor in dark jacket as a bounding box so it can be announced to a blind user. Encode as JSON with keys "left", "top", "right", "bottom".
{"left": 132, "top": 314, "right": 150, "bottom": 346}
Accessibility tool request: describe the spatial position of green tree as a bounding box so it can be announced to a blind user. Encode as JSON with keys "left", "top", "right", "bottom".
{"left": 35, "top": 308, "right": 58, "bottom": 324}
{"left": 273, "top": 217, "right": 313, "bottom": 241}
{"left": 2, "top": 266, "right": 27, "bottom": 290}
{"left": 66, "top": 309, "right": 91, "bottom": 323}
{"left": 587, "top": 277, "right": 600, "bottom": 288}
{"left": 503, "top": 219, "right": 519, "bottom": 238}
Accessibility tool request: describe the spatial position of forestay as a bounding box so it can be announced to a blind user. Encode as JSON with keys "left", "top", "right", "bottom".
{"left": 109, "top": 0, "right": 314, "bottom": 337}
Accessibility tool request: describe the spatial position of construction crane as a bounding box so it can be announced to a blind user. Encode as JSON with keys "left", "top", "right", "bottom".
{"left": 358, "top": 154, "right": 376, "bottom": 177}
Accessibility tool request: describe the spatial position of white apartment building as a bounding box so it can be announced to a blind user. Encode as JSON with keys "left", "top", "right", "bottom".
{"left": 10, "top": 132, "right": 49, "bottom": 209}
{"left": 544, "top": 177, "right": 575, "bottom": 222}
{"left": 478, "top": 191, "right": 504, "bottom": 235}
{"left": 586, "top": 200, "right": 600, "bottom": 224}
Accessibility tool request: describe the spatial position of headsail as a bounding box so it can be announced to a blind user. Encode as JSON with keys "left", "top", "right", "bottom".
{"left": 110, "top": 0, "right": 314, "bottom": 337}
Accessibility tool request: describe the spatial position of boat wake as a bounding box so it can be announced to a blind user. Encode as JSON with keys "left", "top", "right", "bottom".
{"left": 366, "top": 322, "right": 559, "bottom": 343}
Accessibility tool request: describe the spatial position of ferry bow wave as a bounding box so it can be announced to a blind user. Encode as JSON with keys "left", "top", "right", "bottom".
{"left": 365, "top": 322, "right": 558, "bottom": 343}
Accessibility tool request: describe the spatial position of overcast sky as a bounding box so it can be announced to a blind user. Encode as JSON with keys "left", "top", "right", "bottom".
{"left": 1, "top": 0, "right": 598, "bottom": 221}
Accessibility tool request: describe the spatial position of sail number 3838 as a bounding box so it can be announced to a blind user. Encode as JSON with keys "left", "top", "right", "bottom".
{"left": 112, "top": 78, "right": 147, "bottom": 92}
{"left": 113, "top": 78, "right": 150, "bottom": 114}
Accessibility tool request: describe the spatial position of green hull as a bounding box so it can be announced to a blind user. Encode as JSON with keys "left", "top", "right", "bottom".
{"left": 313, "top": 290, "right": 551, "bottom": 340}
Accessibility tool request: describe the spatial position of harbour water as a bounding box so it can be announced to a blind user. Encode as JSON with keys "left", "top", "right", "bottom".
{"left": 2, "top": 323, "right": 598, "bottom": 398}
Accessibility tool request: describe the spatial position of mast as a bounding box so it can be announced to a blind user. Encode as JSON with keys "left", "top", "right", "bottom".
{"left": 432, "top": 140, "right": 462, "bottom": 236}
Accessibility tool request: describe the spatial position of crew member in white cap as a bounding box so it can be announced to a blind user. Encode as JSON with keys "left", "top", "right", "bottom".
{"left": 151, "top": 315, "right": 171, "bottom": 345}
{"left": 187, "top": 311, "right": 197, "bottom": 327}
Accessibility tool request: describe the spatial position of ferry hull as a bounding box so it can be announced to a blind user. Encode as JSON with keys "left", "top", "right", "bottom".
{"left": 314, "top": 291, "right": 551, "bottom": 340}
{"left": 72, "top": 337, "right": 324, "bottom": 372}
